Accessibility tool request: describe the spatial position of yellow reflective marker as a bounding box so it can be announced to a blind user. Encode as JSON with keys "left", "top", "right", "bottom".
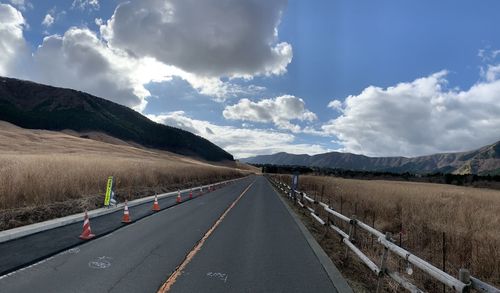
{"left": 104, "top": 176, "right": 114, "bottom": 206}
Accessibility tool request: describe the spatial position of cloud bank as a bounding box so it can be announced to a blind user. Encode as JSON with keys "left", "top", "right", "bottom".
{"left": 223, "top": 95, "right": 317, "bottom": 132}
{"left": 101, "top": 0, "right": 292, "bottom": 78}
{"left": 32, "top": 28, "right": 173, "bottom": 111}
{"left": 0, "top": 3, "right": 28, "bottom": 76}
{"left": 0, "top": 1, "right": 292, "bottom": 109}
{"left": 323, "top": 70, "right": 500, "bottom": 157}
{"left": 148, "top": 111, "right": 329, "bottom": 158}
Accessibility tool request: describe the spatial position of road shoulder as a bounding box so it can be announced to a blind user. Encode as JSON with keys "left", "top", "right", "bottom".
{"left": 268, "top": 178, "right": 353, "bottom": 293}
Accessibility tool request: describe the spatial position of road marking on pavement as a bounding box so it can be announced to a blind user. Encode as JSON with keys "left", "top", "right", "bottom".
{"left": 88, "top": 256, "right": 113, "bottom": 269}
{"left": 157, "top": 181, "right": 255, "bottom": 293}
{"left": 206, "top": 272, "right": 228, "bottom": 283}
{"left": 61, "top": 247, "right": 80, "bottom": 255}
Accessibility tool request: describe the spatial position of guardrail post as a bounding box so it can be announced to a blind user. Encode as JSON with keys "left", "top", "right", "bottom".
{"left": 442, "top": 232, "right": 446, "bottom": 293}
{"left": 352, "top": 215, "right": 358, "bottom": 243}
{"left": 376, "top": 232, "right": 391, "bottom": 293}
{"left": 326, "top": 200, "right": 331, "bottom": 236}
{"left": 458, "top": 269, "right": 471, "bottom": 293}
{"left": 371, "top": 214, "right": 376, "bottom": 248}
{"left": 345, "top": 215, "right": 357, "bottom": 260}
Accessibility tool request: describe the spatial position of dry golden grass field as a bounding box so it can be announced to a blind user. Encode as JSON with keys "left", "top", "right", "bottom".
{"left": 0, "top": 121, "right": 253, "bottom": 230}
{"left": 271, "top": 174, "right": 500, "bottom": 292}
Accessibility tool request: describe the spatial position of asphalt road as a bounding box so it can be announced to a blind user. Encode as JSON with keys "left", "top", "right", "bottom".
{"left": 167, "top": 176, "right": 340, "bottom": 293}
{"left": 0, "top": 176, "right": 348, "bottom": 293}
{"left": 0, "top": 181, "right": 231, "bottom": 275}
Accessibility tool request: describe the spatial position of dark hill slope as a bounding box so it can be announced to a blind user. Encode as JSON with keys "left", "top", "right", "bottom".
{"left": 0, "top": 77, "right": 232, "bottom": 161}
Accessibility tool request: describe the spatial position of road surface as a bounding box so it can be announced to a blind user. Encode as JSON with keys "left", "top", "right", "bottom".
{"left": 0, "top": 180, "right": 231, "bottom": 275}
{"left": 0, "top": 176, "right": 349, "bottom": 292}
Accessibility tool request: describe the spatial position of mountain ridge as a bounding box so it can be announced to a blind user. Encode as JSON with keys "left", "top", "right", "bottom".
{"left": 0, "top": 76, "right": 233, "bottom": 161}
{"left": 242, "top": 141, "right": 500, "bottom": 175}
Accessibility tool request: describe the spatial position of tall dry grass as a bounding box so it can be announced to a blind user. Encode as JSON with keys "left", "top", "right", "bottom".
{"left": 272, "top": 174, "right": 500, "bottom": 291}
{"left": 0, "top": 122, "right": 249, "bottom": 229}
{"left": 0, "top": 154, "right": 244, "bottom": 210}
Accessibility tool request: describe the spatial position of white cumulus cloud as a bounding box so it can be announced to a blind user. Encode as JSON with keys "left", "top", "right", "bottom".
{"left": 148, "top": 111, "right": 329, "bottom": 158}
{"left": 0, "top": 3, "right": 28, "bottom": 76}
{"left": 41, "top": 13, "right": 54, "bottom": 27}
{"left": 327, "top": 99, "right": 343, "bottom": 111}
{"left": 100, "top": 0, "right": 292, "bottom": 78}
{"left": 8, "top": 0, "right": 32, "bottom": 11}
{"left": 322, "top": 70, "right": 500, "bottom": 157}
{"left": 72, "top": 0, "right": 99, "bottom": 11}
{"left": 1, "top": 1, "right": 291, "bottom": 109}
{"left": 32, "top": 28, "right": 172, "bottom": 111}
{"left": 223, "top": 95, "right": 317, "bottom": 133}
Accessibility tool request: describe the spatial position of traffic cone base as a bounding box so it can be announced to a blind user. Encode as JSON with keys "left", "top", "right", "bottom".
{"left": 153, "top": 195, "right": 160, "bottom": 211}
{"left": 79, "top": 211, "right": 95, "bottom": 240}
{"left": 176, "top": 191, "right": 182, "bottom": 203}
{"left": 122, "top": 201, "right": 131, "bottom": 224}
{"left": 79, "top": 232, "right": 95, "bottom": 240}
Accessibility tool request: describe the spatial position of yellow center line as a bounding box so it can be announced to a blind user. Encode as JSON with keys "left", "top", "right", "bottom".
{"left": 157, "top": 180, "right": 255, "bottom": 293}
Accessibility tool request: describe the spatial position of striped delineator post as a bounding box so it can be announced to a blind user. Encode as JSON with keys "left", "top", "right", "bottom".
{"left": 79, "top": 210, "right": 95, "bottom": 240}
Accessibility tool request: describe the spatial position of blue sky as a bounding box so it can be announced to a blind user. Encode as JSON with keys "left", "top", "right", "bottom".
{"left": 1, "top": 0, "right": 500, "bottom": 158}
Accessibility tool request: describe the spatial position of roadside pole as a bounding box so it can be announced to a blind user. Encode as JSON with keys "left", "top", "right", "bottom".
{"left": 292, "top": 172, "right": 300, "bottom": 203}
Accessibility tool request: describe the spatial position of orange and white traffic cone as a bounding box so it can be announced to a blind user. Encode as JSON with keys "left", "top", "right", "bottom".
{"left": 176, "top": 190, "right": 182, "bottom": 203}
{"left": 122, "top": 200, "right": 131, "bottom": 224}
{"left": 189, "top": 188, "right": 193, "bottom": 199}
{"left": 79, "top": 210, "right": 95, "bottom": 240}
{"left": 152, "top": 194, "right": 160, "bottom": 211}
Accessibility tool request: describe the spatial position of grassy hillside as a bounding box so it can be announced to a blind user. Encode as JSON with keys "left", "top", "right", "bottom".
{"left": 0, "top": 76, "right": 233, "bottom": 161}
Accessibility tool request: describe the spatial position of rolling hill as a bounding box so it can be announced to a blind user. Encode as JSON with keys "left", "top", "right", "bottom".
{"left": 242, "top": 141, "right": 500, "bottom": 175}
{"left": 0, "top": 76, "right": 232, "bottom": 161}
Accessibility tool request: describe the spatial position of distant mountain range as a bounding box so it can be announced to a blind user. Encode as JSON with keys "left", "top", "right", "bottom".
{"left": 242, "top": 141, "right": 500, "bottom": 175}
{"left": 0, "top": 76, "right": 233, "bottom": 161}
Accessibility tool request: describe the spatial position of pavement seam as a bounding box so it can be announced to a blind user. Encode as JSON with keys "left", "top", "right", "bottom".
{"left": 157, "top": 180, "right": 255, "bottom": 293}
{"left": 267, "top": 178, "right": 354, "bottom": 293}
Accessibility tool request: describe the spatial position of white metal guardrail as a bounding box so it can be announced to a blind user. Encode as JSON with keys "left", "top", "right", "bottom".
{"left": 269, "top": 177, "right": 500, "bottom": 293}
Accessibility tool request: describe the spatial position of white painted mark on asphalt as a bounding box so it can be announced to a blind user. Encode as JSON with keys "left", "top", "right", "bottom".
{"left": 88, "top": 256, "right": 112, "bottom": 269}
{"left": 61, "top": 247, "right": 80, "bottom": 255}
{"left": 206, "top": 272, "right": 228, "bottom": 283}
{"left": 68, "top": 247, "right": 80, "bottom": 254}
